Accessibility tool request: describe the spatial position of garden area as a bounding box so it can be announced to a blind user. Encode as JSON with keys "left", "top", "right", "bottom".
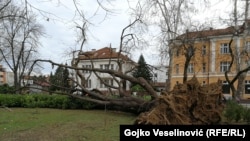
{"left": 0, "top": 93, "right": 250, "bottom": 141}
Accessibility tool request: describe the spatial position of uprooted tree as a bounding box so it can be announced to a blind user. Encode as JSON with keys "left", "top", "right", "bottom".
{"left": 134, "top": 76, "right": 224, "bottom": 125}
{"left": 28, "top": 16, "right": 225, "bottom": 125}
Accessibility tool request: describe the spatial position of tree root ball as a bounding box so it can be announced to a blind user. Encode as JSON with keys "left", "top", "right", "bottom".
{"left": 134, "top": 76, "right": 225, "bottom": 125}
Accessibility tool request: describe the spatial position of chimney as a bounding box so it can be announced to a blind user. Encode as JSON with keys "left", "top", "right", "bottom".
{"left": 112, "top": 48, "right": 116, "bottom": 52}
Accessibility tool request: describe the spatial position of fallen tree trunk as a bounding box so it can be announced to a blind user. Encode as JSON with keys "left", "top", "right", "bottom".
{"left": 134, "top": 76, "right": 225, "bottom": 125}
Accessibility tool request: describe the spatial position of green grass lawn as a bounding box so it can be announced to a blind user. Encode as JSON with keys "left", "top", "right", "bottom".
{"left": 0, "top": 108, "right": 137, "bottom": 141}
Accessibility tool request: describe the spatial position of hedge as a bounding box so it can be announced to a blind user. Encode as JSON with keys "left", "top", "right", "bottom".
{"left": 223, "top": 100, "right": 250, "bottom": 123}
{"left": 0, "top": 94, "right": 97, "bottom": 109}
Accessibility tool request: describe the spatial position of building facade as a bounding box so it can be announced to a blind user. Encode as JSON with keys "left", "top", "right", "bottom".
{"left": 170, "top": 22, "right": 250, "bottom": 99}
{"left": 0, "top": 65, "right": 7, "bottom": 85}
{"left": 152, "top": 65, "right": 168, "bottom": 92}
{"left": 76, "top": 47, "right": 136, "bottom": 95}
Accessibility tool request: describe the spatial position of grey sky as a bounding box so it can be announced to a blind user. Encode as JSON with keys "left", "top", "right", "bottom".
{"left": 30, "top": 0, "right": 138, "bottom": 74}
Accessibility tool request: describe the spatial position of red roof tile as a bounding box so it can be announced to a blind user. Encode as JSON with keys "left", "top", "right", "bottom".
{"left": 175, "top": 21, "right": 248, "bottom": 40}
{"left": 78, "top": 47, "right": 134, "bottom": 62}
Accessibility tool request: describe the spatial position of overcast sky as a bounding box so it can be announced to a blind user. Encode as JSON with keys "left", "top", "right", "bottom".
{"left": 29, "top": 0, "right": 138, "bottom": 74}
{"left": 27, "top": 0, "right": 242, "bottom": 75}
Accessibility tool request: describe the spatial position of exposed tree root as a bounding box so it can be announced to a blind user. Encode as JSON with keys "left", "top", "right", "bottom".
{"left": 134, "top": 76, "right": 225, "bottom": 125}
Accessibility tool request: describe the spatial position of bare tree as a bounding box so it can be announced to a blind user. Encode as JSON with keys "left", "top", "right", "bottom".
{"left": 130, "top": 0, "right": 211, "bottom": 91}
{"left": 222, "top": 0, "right": 250, "bottom": 100}
{"left": 0, "top": 2, "right": 44, "bottom": 93}
{"left": 0, "top": 0, "right": 12, "bottom": 21}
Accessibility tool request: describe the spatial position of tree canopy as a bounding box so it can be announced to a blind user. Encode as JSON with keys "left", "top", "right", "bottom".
{"left": 132, "top": 54, "right": 153, "bottom": 86}
{"left": 49, "top": 65, "right": 70, "bottom": 92}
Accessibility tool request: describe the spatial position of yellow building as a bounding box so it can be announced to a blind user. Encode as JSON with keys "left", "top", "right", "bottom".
{"left": 170, "top": 22, "right": 250, "bottom": 99}
{"left": 0, "top": 65, "right": 7, "bottom": 85}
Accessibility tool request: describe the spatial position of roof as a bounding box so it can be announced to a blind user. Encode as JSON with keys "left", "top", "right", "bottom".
{"left": 175, "top": 21, "right": 249, "bottom": 40}
{"left": 34, "top": 81, "right": 50, "bottom": 87}
{"left": 78, "top": 47, "right": 134, "bottom": 62}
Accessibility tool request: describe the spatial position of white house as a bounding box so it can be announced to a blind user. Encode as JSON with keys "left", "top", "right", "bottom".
{"left": 75, "top": 47, "right": 136, "bottom": 95}
{"left": 152, "top": 65, "right": 168, "bottom": 83}
{"left": 151, "top": 65, "right": 169, "bottom": 92}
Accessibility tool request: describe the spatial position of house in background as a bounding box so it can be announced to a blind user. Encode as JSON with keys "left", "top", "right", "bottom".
{"left": 152, "top": 65, "right": 169, "bottom": 92}
{"left": 21, "top": 75, "right": 50, "bottom": 93}
{"left": 75, "top": 47, "right": 136, "bottom": 95}
{"left": 170, "top": 20, "right": 250, "bottom": 99}
{"left": 0, "top": 65, "right": 7, "bottom": 85}
{"left": 6, "top": 71, "right": 14, "bottom": 86}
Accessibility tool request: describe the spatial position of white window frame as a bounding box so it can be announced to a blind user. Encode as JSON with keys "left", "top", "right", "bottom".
{"left": 220, "top": 61, "right": 230, "bottom": 72}
{"left": 86, "top": 79, "right": 91, "bottom": 88}
{"left": 82, "top": 65, "right": 91, "bottom": 73}
{"left": 202, "top": 45, "right": 206, "bottom": 55}
{"left": 202, "top": 63, "right": 206, "bottom": 73}
{"left": 220, "top": 43, "right": 229, "bottom": 54}
{"left": 187, "top": 63, "right": 194, "bottom": 73}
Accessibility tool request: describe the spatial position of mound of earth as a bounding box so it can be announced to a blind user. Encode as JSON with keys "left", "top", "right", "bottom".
{"left": 134, "top": 76, "right": 225, "bottom": 125}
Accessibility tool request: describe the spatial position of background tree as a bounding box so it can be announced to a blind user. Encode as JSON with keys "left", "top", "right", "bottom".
{"left": 0, "top": 2, "right": 43, "bottom": 93}
{"left": 223, "top": 0, "right": 250, "bottom": 100}
{"left": 49, "top": 65, "right": 70, "bottom": 92}
{"left": 132, "top": 54, "right": 153, "bottom": 86}
{"left": 49, "top": 72, "right": 56, "bottom": 92}
{"left": 62, "top": 65, "right": 70, "bottom": 92}
{"left": 0, "top": 0, "right": 11, "bottom": 21}
{"left": 135, "top": 0, "right": 210, "bottom": 90}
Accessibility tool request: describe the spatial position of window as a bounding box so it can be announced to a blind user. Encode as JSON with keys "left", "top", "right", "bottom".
{"left": 100, "top": 64, "right": 114, "bottom": 70}
{"left": 176, "top": 49, "right": 180, "bottom": 57}
{"left": 220, "top": 61, "right": 230, "bottom": 72}
{"left": 86, "top": 79, "right": 91, "bottom": 88}
{"left": 220, "top": 43, "right": 229, "bottom": 54}
{"left": 222, "top": 81, "right": 230, "bottom": 94}
{"left": 82, "top": 65, "right": 85, "bottom": 73}
{"left": 202, "top": 63, "right": 206, "bottom": 73}
{"left": 187, "top": 63, "right": 194, "bottom": 73}
{"left": 100, "top": 78, "right": 113, "bottom": 88}
{"left": 104, "top": 64, "right": 109, "bottom": 70}
{"left": 245, "top": 41, "right": 250, "bottom": 52}
{"left": 202, "top": 45, "right": 206, "bottom": 55}
{"left": 111, "top": 64, "right": 114, "bottom": 70}
{"left": 202, "top": 81, "right": 206, "bottom": 86}
{"left": 82, "top": 65, "right": 91, "bottom": 73}
{"left": 245, "top": 80, "right": 250, "bottom": 94}
{"left": 175, "top": 64, "right": 179, "bottom": 74}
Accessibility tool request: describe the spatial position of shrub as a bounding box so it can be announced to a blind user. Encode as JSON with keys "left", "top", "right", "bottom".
{"left": 0, "top": 84, "right": 15, "bottom": 94}
{"left": 223, "top": 100, "right": 247, "bottom": 122}
{"left": 0, "top": 94, "right": 24, "bottom": 107}
{"left": 242, "top": 106, "right": 250, "bottom": 123}
{"left": 0, "top": 94, "right": 97, "bottom": 109}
